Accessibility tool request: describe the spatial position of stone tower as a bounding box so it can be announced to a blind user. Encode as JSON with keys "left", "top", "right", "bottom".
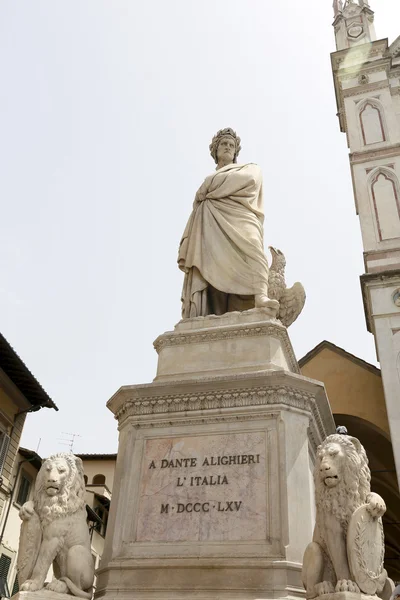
{"left": 330, "top": 0, "right": 400, "bottom": 483}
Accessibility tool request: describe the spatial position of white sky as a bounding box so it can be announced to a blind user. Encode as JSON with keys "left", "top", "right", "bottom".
{"left": 1, "top": 1, "right": 399, "bottom": 457}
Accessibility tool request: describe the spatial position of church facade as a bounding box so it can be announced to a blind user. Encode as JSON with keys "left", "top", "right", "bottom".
{"left": 330, "top": 0, "right": 400, "bottom": 484}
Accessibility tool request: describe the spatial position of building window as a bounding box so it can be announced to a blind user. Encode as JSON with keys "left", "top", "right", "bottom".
{"left": 0, "top": 431, "right": 10, "bottom": 475}
{"left": 16, "top": 472, "right": 32, "bottom": 506}
{"left": 94, "top": 505, "right": 104, "bottom": 533}
{"left": 0, "top": 553, "right": 11, "bottom": 598}
{"left": 92, "top": 474, "right": 105, "bottom": 485}
{"left": 370, "top": 170, "right": 400, "bottom": 241}
{"left": 12, "top": 574, "right": 19, "bottom": 596}
{"left": 359, "top": 101, "right": 386, "bottom": 145}
{"left": 93, "top": 503, "right": 109, "bottom": 537}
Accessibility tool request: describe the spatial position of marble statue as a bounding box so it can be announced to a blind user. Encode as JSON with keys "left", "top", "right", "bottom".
{"left": 302, "top": 433, "right": 391, "bottom": 600}
{"left": 17, "top": 453, "right": 94, "bottom": 598}
{"left": 178, "top": 128, "right": 280, "bottom": 319}
{"left": 268, "top": 246, "right": 306, "bottom": 327}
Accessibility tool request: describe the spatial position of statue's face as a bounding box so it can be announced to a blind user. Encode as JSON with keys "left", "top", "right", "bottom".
{"left": 318, "top": 443, "right": 344, "bottom": 488}
{"left": 43, "top": 458, "right": 70, "bottom": 496}
{"left": 216, "top": 136, "right": 236, "bottom": 165}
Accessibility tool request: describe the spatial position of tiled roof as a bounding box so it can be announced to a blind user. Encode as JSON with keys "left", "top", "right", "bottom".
{"left": 76, "top": 453, "right": 117, "bottom": 460}
{"left": 299, "top": 340, "right": 380, "bottom": 376}
{"left": 0, "top": 332, "right": 58, "bottom": 410}
{"left": 18, "top": 447, "right": 43, "bottom": 470}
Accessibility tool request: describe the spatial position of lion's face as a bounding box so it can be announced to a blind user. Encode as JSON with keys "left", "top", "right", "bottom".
{"left": 314, "top": 434, "right": 371, "bottom": 526}
{"left": 34, "top": 453, "right": 86, "bottom": 522}
{"left": 317, "top": 442, "right": 345, "bottom": 488}
{"left": 42, "top": 457, "right": 71, "bottom": 497}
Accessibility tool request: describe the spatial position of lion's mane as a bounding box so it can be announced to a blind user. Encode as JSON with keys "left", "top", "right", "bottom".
{"left": 314, "top": 434, "right": 370, "bottom": 529}
{"left": 34, "top": 453, "right": 86, "bottom": 525}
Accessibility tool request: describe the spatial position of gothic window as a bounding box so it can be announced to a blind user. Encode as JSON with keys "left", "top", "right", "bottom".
{"left": 359, "top": 101, "right": 386, "bottom": 145}
{"left": 370, "top": 170, "right": 400, "bottom": 241}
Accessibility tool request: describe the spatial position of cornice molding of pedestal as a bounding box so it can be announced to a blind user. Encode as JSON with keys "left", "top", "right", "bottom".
{"left": 153, "top": 319, "right": 299, "bottom": 375}
{"left": 111, "top": 379, "right": 334, "bottom": 451}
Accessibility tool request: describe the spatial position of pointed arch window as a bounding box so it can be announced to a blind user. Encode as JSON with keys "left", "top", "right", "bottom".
{"left": 370, "top": 169, "right": 400, "bottom": 241}
{"left": 359, "top": 101, "right": 386, "bottom": 145}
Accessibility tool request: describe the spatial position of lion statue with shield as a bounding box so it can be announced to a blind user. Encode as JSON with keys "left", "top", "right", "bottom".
{"left": 302, "top": 433, "right": 392, "bottom": 599}
{"left": 17, "top": 453, "right": 94, "bottom": 598}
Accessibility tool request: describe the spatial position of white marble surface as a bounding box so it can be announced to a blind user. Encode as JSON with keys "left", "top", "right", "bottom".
{"left": 97, "top": 363, "right": 335, "bottom": 600}
{"left": 12, "top": 592, "right": 74, "bottom": 600}
{"left": 153, "top": 308, "right": 299, "bottom": 382}
{"left": 302, "top": 434, "right": 388, "bottom": 599}
{"left": 136, "top": 431, "right": 266, "bottom": 543}
{"left": 17, "top": 454, "right": 94, "bottom": 598}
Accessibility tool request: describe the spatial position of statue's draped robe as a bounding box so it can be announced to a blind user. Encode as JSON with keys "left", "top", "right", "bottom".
{"left": 178, "top": 162, "right": 269, "bottom": 318}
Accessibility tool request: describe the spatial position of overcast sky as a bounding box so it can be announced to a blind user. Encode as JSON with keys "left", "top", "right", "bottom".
{"left": 1, "top": 1, "right": 399, "bottom": 457}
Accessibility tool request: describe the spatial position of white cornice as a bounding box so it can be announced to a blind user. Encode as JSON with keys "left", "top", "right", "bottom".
{"left": 387, "top": 35, "right": 400, "bottom": 59}
{"left": 331, "top": 40, "right": 389, "bottom": 72}
{"left": 350, "top": 143, "right": 400, "bottom": 164}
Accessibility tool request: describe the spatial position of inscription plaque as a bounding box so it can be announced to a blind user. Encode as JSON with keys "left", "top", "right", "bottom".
{"left": 136, "top": 431, "right": 267, "bottom": 542}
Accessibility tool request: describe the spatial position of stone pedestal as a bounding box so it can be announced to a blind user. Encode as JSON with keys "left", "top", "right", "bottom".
{"left": 313, "top": 595, "right": 378, "bottom": 600}
{"left": 12, "top": 592, "right": 73, "bottom": 600}
{"left": 153, "top": 308, "right": 298, "bottom": 381}
{"left": 96, "top": 310, "right": 334, "bottom": 600}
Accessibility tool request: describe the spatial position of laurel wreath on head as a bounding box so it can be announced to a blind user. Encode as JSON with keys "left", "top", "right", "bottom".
{"left": 209, "top": 128, "right": 242, "bottom": 164}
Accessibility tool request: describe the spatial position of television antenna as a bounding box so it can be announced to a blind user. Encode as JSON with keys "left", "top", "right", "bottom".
{"left": 58, "top": 432, "right": 81, "bottom": 453}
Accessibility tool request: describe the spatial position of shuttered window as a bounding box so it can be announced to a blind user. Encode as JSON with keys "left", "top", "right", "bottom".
{"left": 0, "top": 432, "right": 10, "bottom": 475}
{"left": 0, "top": 553, "right": 11, "bottom": 597}
{"left": 12, "top": 574, "right": 19, "bottom": 596}
{"left": 16, "top": 472, "right": 31, "bottom": 506}
{"left": 0, "top": 553, "right": 11, "bottom": 579}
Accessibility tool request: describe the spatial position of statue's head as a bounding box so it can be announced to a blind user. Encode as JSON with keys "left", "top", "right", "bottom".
{"left": 314, "top": 434, "right": 371, "bottom": 523}
{"left": 34, "top": 453, "right": 86, "bottom": 523}
{"left": 209, "top": 128, "right": 241, "bottom": 165}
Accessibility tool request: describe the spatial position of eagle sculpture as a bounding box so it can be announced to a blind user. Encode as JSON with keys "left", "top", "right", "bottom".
{"left": 268, "top": 246, "right": 306, "bottom": 327}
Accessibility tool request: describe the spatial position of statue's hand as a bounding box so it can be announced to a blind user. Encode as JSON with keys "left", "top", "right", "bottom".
{"left": 19, "top": 500, "right": 35, "bottom": 521}
{"left": 195, "top": 191, "right": 206, "bottom": 202}
{"left": 367, "top": 493, "right": 386, "bottom": 518}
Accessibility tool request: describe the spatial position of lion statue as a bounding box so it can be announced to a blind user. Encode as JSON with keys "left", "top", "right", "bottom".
{"left": 17, "top": 453, "right": 94, "bottom": 598}
{"left": 302, "top": 434, "right": 390, "bottom": 599}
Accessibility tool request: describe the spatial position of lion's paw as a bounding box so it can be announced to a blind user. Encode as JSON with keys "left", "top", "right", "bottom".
{"left": 46, "top": 579, "right": 68, "bottom": 593}
{"left": 335, "top": 580, "right": 360, "bottom": 593}
{"left": 19, "top": 501, "right": 35, "bottom": 521}
{"left": 367, "top": 494, "right": 386, "bottom": 518}
{"left": 315, "top": 581, "right": 335, "bottom": 595}
{"left": 21, "top": 580, "right": 43, "bottom": 592}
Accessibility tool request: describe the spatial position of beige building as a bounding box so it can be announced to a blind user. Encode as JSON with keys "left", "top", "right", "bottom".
{"left": 0, "top": 448, "right": 116, "bottom": 596}
{"left": 300, "top": 340, "right": 400, "bottom": 580}
{"left": 77, "top": 453, "right": 116, "bottom": 574}
{"left": 330, "top": 0, "right": 400, "bottom": 484}
{"left": 0, "top": 332, "right": 57, "bottom": 595}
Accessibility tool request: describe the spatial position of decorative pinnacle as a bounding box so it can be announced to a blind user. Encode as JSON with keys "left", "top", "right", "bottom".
{"left": 333, "top": 0, "right": 371, "bottom": 17}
